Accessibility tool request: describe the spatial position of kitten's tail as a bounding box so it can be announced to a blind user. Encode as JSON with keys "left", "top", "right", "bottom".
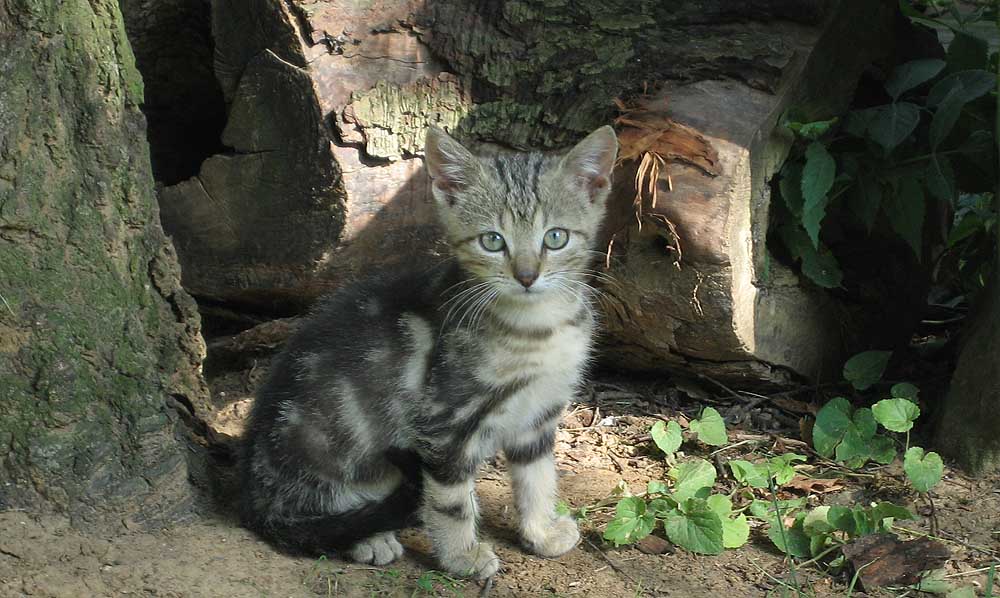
{"left": 242, "top": 479, "right": 422, "bottom": 555}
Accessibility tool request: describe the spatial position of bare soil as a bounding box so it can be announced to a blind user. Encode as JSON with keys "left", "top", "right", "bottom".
{"left": 2, "top": 371, "right": 999, "bottom": 598}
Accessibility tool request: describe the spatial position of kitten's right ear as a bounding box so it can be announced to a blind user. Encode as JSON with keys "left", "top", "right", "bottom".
{"left": 424, "top": 126, "right": 476, "bottom": 204}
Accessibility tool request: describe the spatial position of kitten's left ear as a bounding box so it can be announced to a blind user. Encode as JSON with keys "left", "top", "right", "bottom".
{"left": 561, "top": 125, "right": 618, "bottom": 203}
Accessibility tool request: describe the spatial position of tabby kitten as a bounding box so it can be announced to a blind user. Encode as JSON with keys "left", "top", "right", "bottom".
{"left": 241, "top": 125, "right": 618, "bottom": 579}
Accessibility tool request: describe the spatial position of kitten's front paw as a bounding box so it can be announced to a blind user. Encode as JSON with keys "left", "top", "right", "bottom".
{"left": 524, "top": 515, "right": 579, "bottom": 558}
{"left": 348, "top": 532, "right": 405, "bottom": 566}
{"left": 442, "top": 542, "right": 500, "bottom": 579}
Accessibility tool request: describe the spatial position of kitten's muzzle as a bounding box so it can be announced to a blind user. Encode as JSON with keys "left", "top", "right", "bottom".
{"left": 515, "top": 269, "right": 539, "bottom": 289}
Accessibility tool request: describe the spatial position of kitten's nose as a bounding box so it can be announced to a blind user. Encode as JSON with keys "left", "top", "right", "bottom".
{"left": 515, "top": 269, "right": 539, "bottom": 289}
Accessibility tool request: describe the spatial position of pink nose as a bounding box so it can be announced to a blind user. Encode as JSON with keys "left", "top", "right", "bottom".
{"left": 515, "top": 270, "right": 538, "bottom": 288}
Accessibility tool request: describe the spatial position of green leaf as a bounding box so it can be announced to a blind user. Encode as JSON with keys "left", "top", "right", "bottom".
{"left": 913, "top": 569, "right": 955, "bottom": 594}
{"left": 749, "top": 498, "right": 807, "bottom": 519}
{"left": 650, "top": 420, "right": 683, "bottom": 456}
{"left": 945, "top": 586, "right": 978, "bottom": 598}
{"left": 885, "top": 58, "right": 946, "bottom": 100}
{"left": 904, "top": 447, "right": 944, "bottom": 493}
{"left": 779, "top": 163, "right": 804, "bottom": 217}
{"left": 929, "top": 83, "right": 967, "bottom": 149}
{"left": 873, "top": 398, "right": 921, "bottom": 433}
{"left": 867, "top": 102, "right": 921, "bottom": 151}
{"left": 869, "top": 501, "right": 916, "bottom": 524}
{"left": 604, "top": 497, "right": 655, "bottom": 546}
{"left": 885, "top": 178, "right": 925, "bottom": 258}
{"left": 801, "top": 142, "right": 836, "bottom": 247}
{"left": 869, "top": 435, "right": 898, "bottom": 465}
{"left": 924, "top": 154, "right": 956, "bottom": 205}
{"left": 669, "top": 458, "right": 717, "bottom": 502}
{"left": 945, "top": 31, "right": 988, "bottom": 73}
{"left": 803, "top": 506, "right": 833, "bottom": 536}
{"left": 689, "top": 407, "right": 727, "bottom": 446}
{"left": 891, "top": 382, "right": 919, "bottom": 401}
{"left": 767, "top": 514, "right": 811, "bottom": 558}
{"left": 800, "top": 244, "right": 843, "bottom": 289}
{"left": 827, "top": 506, "right": 856, "bottom": 535}
{"left": 648, "top": 497, "right": 676, "bottom": 517}
{"left": 844, "top": 351, "right": 892, "bottom": 391}
{"left": 729, "top": 460, "right": 769, "bottom": 489}
{"left": 813, "top": 397, "right": 853, "bottom": 457}
{"left": 928, "top": 70, "right": 997, "bottom": 106}
{"left": 848, "top": 176, "right": 883, "bottom": 232}
{"left": 663, "top": 499, "right": 724, "bottom": 555}
{"left": 844, "top": 107, "right": 878, "bottom": 138}
{"left": 722, "top": 514, "right": 750, "bottom": 549}
{"left": 788, "top": 118, "right": 838, "bottom": 140}
{"left": 646, "top": 480, "right": 668, "bottom": 495}
{"left": 706, "top": 494, "right": 732, "bottom": 517}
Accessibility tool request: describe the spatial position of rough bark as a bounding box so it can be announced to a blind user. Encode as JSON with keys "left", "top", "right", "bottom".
{"left": 156, "top": 0, "right": 909, "bottom": 384}
{"left": 0, "top": 0, "right": 210, "bottom": 528}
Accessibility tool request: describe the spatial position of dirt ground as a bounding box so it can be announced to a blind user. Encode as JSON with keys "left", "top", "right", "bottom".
{"left": 2, "top": 369, "right": 999, "bottom": 597}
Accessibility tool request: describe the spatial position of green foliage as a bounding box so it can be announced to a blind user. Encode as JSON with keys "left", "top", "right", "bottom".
{"left": 688, "top": 407, "right": 728, "bottom": 446}
{"left": 843, "top": 350, "right": 892, "bottom": 390}
{"left": 729, "top": 454, "right": 807, "bottom": 488}
{"left": 904, "top": 446, "right": 945, "bottom": 492}
{"left": 764, "top": 500, "right": 916, "bottom": 557}
{"left": 603, "top": 414, "right": 747, "bottom": 554}
{"left": 872, "top": 398, "right": 920, "bottom": 433}
{"left": 772, "top": 13, "right": 997, "bottom": 292}
{"left": 650, "top": 420, "right": 682, "bottom": 455}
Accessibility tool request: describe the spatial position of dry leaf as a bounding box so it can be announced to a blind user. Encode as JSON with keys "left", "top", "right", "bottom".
{"left": 784, "top": 476, "right": 845, "bottom": 494}
{"left": 842, "top": 534, "right": 950, "bottom": 589}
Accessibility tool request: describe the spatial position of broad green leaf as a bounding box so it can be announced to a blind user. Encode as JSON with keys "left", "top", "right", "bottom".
{"left": 650, "top": 420, "right": 683, "bottom": 456}
{"left": 891, "top": 382, "right": 919, "bottom": 401}
{"left": 885, "top": 178, "right": 925, "bottom": 258}
{"left": 867, "top": 102, "right": 921, "bottom": 151}
{"left": 885, "top": 58, "right": 946, "bottom": 100}
{"left": 912, "top": 569, "right": 953, "bottom": 594}
{"left": 779, "top": 163, "right": 804, "bottom": 217}
{"left": 767, "top": 514, "right": 811, "bottom": 558}
{"left": 689, "top": 407, "right": 727, "bottom": 446}
{"left": 873, "top": 398, "right": 921, "bottom": 433}
{"left": 945, "top": 586, "right": 977, "bottom": 598}
{"left": 669, "top": 458, "right": 717, "bottom": 502}
{"left": 749, "top": 498, "right": 807, "bottom": 519}
{"left": 869, "top": 435, "right": 898, "bottom": 465}
{"left": 801, "top": 142, "right": 836, "bottom": 247}
{"left": 904, "top": 447, "right": 944, "bottom": 493}
{"left": 800, "top": 244, "right": 843, "bottom": 289}
{"left": 803, "top": 506, "right": 833, "bottom": 536}
{"left": 788, "top": 118, "right": 838, "bottom": 140}
{"left": 663, "top": 499, "right": 724, "bottom": 555}
{"left": 844, "top": 107, "right": 878, "bottom": 138}
{"left": 928, "top": 70, "right": 997, "bottom": 106}
{"left": 836, "top": 425, "right": 872, "bottom": 466}
{"left": 827, "top": 506, "right": 856, "bottom": 535}
{"left": 648, "top": 497, "right": 676, "bottom": 517}
{"left": 853, "top": 407, "right": 878, "bottom": 440}
{"left": 722, "top": 514, "right": 750, "bottom": 549}
{"left": 929, "top": 83, "right": 967, "bottom": 149}
{"left": 945, "top": 31, "right": 988, "bottom": 73}
{"left": 809, "top": 533, "right": 828, "bottom": 557}
{"left": 729, "top": 460, "right": 769, "bottom": 489}
{"left": 604, "top": 497, "right": 655, "bottom": 546}
{"left": 769, "top": 454, "right": 806, "bottom": 486}
{"left": 869, "top": 501, "right": 916, "bottom": 524}
{"left": 646, "top": 480, "right": 668, "bottom": 495}
{"left": 844, "top": 351, "right": 892, "bottom": 391}
{"left": 848, "top": 176, "right": 883, "bottom": 232}
{"left": 706, "top": 494, "right": 733, "bottom": 518}
{"left": 924, "top": 154, "right": 956, "bottom": 205}
{"left": 813, "top": 397, "right": 853, "bottom": 457}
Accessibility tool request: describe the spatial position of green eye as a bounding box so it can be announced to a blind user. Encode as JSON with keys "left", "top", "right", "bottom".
{"left": 543, "top": 228, "right": 569, "bottom": 250}
{"left": 479, "top": 232, "right": 506, "bottom": 252}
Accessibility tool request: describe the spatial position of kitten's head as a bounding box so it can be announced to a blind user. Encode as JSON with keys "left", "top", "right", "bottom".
{"left": 424, "top": 126, "right": 618, "bottom": 304}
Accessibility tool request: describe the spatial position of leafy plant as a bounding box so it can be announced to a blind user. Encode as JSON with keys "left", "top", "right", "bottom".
{"left": 771, "top": 4, "right": 997, "bottom": 292}
{"left": 603, "top": 413, "right": 747, "bottom": 554}
{"left": 761, "top": 499, "right": 916, "bottom": 558}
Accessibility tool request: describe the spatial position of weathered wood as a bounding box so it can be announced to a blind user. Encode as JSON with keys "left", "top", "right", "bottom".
{"left": 157, "top": 0, "right": 909, "bottom": 383}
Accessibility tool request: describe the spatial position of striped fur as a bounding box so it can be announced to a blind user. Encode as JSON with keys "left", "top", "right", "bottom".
{"left": 241, "top": 126, "right": 618, "bottom": 579}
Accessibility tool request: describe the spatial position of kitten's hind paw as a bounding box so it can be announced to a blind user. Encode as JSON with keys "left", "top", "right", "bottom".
{"left": 524, "top": 515, "right": 579, "bottom": 558}
{"left": 348, "top": 532, "right": 405, "bottom": 566}
{"left": 443, "top": 542, "right": 500, "bottom": 580}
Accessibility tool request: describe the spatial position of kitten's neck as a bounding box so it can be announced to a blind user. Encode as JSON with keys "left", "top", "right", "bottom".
{"left": 489, "top": 292, "right": 589, "bottom": 332}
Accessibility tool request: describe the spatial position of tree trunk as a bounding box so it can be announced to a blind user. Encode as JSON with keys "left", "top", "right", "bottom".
{"left": 0, "top": 0, "right": 209, "bottom": 528}
{"left": 155, "top": 0, "right": 913, "bottom": 385}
